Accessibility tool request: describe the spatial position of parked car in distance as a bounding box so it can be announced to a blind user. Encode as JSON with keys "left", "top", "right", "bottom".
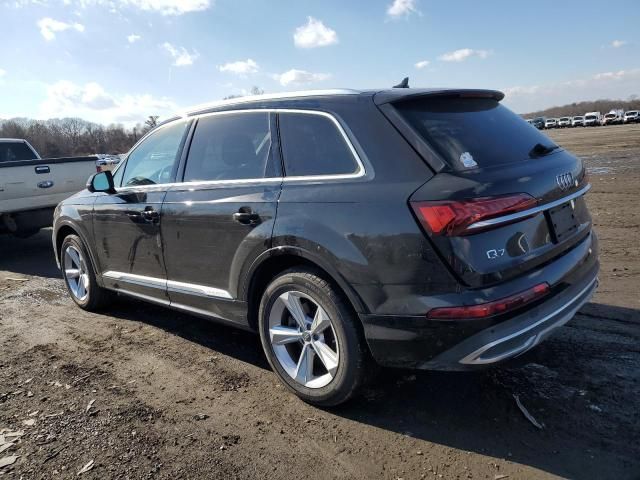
{"left": 584, "top": 112, "right": 601, "bottom": 127}
{"left": 95, "top": 154, "right": 122, "bottom": 172}
{"left": 531, "top": 117, "right": 546, "bottom": 129}
{"left": 558, "top": 117, "right": 572, "bottom": 128}
{"left": 572, "top": 116, "right": 585, "bottom": 127}
{"left": 623, "top": 110, "right": 639, "bottom": 124}
{"left": 0, "top": 139, "right": 98, "bottom": 237}
{"left": 52, "top": 88, "right": 599, "bottom": 406}
{"left": 602, "top": 110, "right": 624, "bottom": 126}
{"left": 545, "top": 118, "right": 558, "bottom": 129}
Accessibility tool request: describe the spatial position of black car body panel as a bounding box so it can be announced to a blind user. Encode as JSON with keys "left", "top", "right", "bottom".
{"left": 52, "top": 88, "right": 599, "bottom": 371}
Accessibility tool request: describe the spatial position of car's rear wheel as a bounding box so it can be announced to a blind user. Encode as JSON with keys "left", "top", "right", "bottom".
{"left": 61, "top": 234, "right": 113, "bottom": 311}
{"left": 258, "top": 268, "right": 368, "bottom": 406}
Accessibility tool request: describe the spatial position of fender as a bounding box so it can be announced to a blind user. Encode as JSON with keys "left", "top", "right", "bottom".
{"left": 239, "top": 245, "right": 368, "bottom": 314}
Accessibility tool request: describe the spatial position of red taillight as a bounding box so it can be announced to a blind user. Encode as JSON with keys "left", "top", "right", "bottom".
{"left": 411, "top": 193, "right": 537, "bottom": 236}
{"left": 426, "top": 283, "right": 550, "bottom": 320}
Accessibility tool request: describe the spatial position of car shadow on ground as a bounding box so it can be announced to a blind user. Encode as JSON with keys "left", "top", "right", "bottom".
{"left": 105, "top": 296, "right": 640, "bottom": 479}
{"left": 2, "top": 230, "right": 638, "bottom": 479}
{"left": 0, "top": 228, "right": 60, "bottom": 278}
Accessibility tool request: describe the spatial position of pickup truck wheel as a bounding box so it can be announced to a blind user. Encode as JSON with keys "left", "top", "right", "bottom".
{"left": 61, "top": 235, "right": 113, "bottom": 311}
{"left": 258, "top": 268, "right": 368, "bottom": 407}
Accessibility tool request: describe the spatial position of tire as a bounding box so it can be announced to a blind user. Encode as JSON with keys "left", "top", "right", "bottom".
{"left": 60, "top": 234, "right": 113, "bottom": 311}
{"left": 258, "top": 268, "right": 368, "bottom": 407}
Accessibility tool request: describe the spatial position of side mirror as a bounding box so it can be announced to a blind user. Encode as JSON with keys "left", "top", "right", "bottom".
{"left": 87, "top": 171, "right": 115, "bottom": 193}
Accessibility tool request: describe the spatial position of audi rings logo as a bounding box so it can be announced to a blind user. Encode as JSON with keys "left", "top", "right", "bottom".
{"left": 556, "top": 172, "right": 574, "bottom": 191}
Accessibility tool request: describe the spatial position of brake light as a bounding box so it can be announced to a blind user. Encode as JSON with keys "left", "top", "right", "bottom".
{"left": 411, "top": 193, "right": 537, "bottom": 236}
{"left": 426, "top": 283, "right": 550, "bottom": 320}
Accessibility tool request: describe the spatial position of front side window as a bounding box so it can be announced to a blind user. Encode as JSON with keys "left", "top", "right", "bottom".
{"left": 120, "top": 120, "right": 188, "bottom": 187}
{"left": 278, "top": 113, "right": 359, "bottom": 177}
{"left": 183, "top": 112, "right": 276, "bottom": 182}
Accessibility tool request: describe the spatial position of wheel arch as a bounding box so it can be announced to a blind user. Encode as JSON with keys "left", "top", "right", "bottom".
{"left": 54, "top": 220, "right": 104, "bottom": 286}
{"left": 242, "top": 247, "right": 368, "bottom": 331}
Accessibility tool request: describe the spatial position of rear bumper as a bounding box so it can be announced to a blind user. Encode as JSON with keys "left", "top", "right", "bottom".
{"left": 360, "top": 239, "right": 599, "bottom": 371}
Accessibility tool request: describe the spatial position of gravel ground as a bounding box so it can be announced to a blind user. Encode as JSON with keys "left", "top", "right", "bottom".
{"left": 0, "top": 125, "right": 639, "bottom": 479}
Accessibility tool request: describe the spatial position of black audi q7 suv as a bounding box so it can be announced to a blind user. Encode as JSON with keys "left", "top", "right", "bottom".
{"left": 53, "top": 88, "right": 599, "bottom": 406}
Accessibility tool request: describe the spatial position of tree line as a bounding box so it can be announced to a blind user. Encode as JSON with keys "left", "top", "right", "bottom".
{"left": 522, "top": 96, "right": 640, "bottom": 119}
{"left": 0, "top": 116, "right": 159, "bottom": 158}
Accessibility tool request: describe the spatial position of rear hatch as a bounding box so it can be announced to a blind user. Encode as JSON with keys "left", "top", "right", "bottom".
{"left": 377, "top": 91, "right": 592, "bottom": 288}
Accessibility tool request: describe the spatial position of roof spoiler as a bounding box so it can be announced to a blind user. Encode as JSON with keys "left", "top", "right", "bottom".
{"left": 373, "top": 88, "right": 505, "bottom": 106}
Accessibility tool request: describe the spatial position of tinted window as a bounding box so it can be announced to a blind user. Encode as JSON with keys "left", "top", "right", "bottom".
{"left": 184, "top": 112, "right": 275, "bottom": 182}
{"left": 120, "top": 120, "right": 188, "bottom": 187}
{"left": 279, "top": 113, "right": 358, "bottom": 177}
{"left": 396, "top": 97, "right": 559, "bottom": 169}
{"left": 0, "top": 142, "right": 37, "bottom": 163}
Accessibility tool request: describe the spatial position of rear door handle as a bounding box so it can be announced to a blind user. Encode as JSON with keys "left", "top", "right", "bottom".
{"left": 233, "top": 209, "right": 260, "bottom": 225}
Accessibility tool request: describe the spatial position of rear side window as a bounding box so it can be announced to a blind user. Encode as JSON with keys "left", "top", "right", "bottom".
{"left": 121, "top": 120, "right": 188, "bottom": 187}
{"left": 184, "top": 112, "right": 276, "bottom": 182}
{"left": 395, "top": 97, "right": 558, "bottom": 170}
{"left": 0, "top": 142, "right": 37, "bottom": 163}
{"left": 278, "top": 113, "right": 358, "bottom": 177}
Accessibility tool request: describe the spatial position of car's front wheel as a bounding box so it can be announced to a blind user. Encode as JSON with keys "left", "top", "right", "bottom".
{"left": 61, "top": 234, "right": 113, "bottom": 311}
{"left": 258, "top": 268, "right": 368, "bottom": 406}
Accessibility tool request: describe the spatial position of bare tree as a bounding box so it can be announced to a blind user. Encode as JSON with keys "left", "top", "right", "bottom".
{"left": 144, "top": 115, "right": 159, "bottom": 131}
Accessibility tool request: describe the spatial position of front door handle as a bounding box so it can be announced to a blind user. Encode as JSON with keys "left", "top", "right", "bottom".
{"left": 233, "top": 208, "right": 260, "bottom": 225}
{"left": 141, "top": 207, "right": 159, "bottom": 222}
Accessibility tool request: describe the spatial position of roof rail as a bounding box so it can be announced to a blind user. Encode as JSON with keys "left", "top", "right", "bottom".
{"left": 181, "top": 89, "right": 361, "bottom": 116}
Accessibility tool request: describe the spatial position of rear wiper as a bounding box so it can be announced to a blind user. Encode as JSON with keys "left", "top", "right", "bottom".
{"left": 529, "top": 143, "right": 560, "bottom": 158}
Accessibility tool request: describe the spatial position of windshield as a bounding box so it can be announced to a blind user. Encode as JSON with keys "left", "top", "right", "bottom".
{"left": 574, "top": 117, "right": 584, "bottom": 120}
{"left": 0, "top": 142, "right": 38, "bottom": 163}
{"left": 586, "top": 115, "right": 596, "bottom": 120}
{"left": 395, "top": 97, "right": 558, "bottom": 169}
{"left": 626, "top": 111, "right": 637, "bottom": 116}
{"left": 560, "top": 117, "right": 570, "bottom": 121}
{"left": 605, "top": 114, "right": 615, "bottom": 118}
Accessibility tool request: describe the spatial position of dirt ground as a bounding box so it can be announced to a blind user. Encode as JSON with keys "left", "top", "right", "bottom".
{"left": 1, "top": 125, "right": 639, "bottom": 480}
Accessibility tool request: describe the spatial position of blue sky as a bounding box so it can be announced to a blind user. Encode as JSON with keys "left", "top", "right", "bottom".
{"left": 1, "top": 0, "right": 638, "bottom": 125}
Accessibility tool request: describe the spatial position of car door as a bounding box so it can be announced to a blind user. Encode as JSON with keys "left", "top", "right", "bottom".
{"left": 93, "top": 119, "right": 191, "bottom": 303}
{"left": 161, "top": 111, "right": 281, "bottom": 325}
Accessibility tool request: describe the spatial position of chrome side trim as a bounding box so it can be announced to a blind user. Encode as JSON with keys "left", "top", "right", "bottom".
{"left": 115, "top": 108, "right": 368, "bottom": 194}
{"left": 167, "top": 279, "right": 232, "bottom": 300}
{"left": 103, "top": 271, "right": 166, "bottom": 289}
{"left": 460, "top": 276, "right": 598, "bottom": 365}
{"left": 102, "top": 271, "right": 233, "bottom": 300}
{"left": 466, "top": 184, "right": 591, "bottom": 231}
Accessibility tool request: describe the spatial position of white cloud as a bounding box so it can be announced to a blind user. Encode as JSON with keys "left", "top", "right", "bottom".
{"left": 293, "top": 17, "right": 338, "bottom": 48}
{"left": 39, "top": 80, "right": 177, "bottom": 125}
{"left": 611, "top": 39, "right": 627, "bottom": 48}
{"left": 162, "top": 42, "right": 199, "bottom": 66}
{"left": 387, "top": 0, "right": 420, "bottom": 18}
{"left": 438, "top": 48, "right": 491, "bottom": 62}
{"left": 127, "top": 34, "right": 141, "bottom": 43}
{"left": 502, "top": 68, "right": 640, "bottom": 113}
{"left": 37, "top": 17, "right": 85, "bottom": 41}
{"left": 274, "top": 69, "right": 331, "bottom": 87}
{"left": 218, "top": 59, "right": 259, "bottom": 75}
{"left": 414, "top": 60, "right": 430, "bottom": 69}
{"left": 18, "top": 0, "right": 211, "bottom": 16}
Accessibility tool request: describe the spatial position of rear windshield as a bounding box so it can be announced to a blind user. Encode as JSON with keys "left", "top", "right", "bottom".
{"left": 0, "top": 142, "right": 38, "bottom": 163}
{"left": 396, "top": 97, "right": 558, "bottom": 169}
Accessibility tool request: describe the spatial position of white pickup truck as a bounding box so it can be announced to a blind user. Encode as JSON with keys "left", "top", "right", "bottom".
{"left": 0, "top": 139, "right": 98, "bottom": 237}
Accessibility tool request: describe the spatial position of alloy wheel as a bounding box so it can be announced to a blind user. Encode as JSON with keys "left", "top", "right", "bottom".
{"left": 268, "top": 291, "right": 340, "bottom": 389}
{"left": 63, "top": 245, "right": 90, "bottom": 302}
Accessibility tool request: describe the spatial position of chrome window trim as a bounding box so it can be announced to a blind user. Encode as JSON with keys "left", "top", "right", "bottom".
{"left": 466, "top": 184, "right": 591, "bottom": 231}
{"left": 102, "top": 271, "right": 232, "bottom": 300}
{"left": 114, "top": 108, "right": 368, "bottom": 193}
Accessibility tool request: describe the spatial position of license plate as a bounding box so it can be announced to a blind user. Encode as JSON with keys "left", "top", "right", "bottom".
{"left": 548, "top": 201, "right": 579, "bottom": 242}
